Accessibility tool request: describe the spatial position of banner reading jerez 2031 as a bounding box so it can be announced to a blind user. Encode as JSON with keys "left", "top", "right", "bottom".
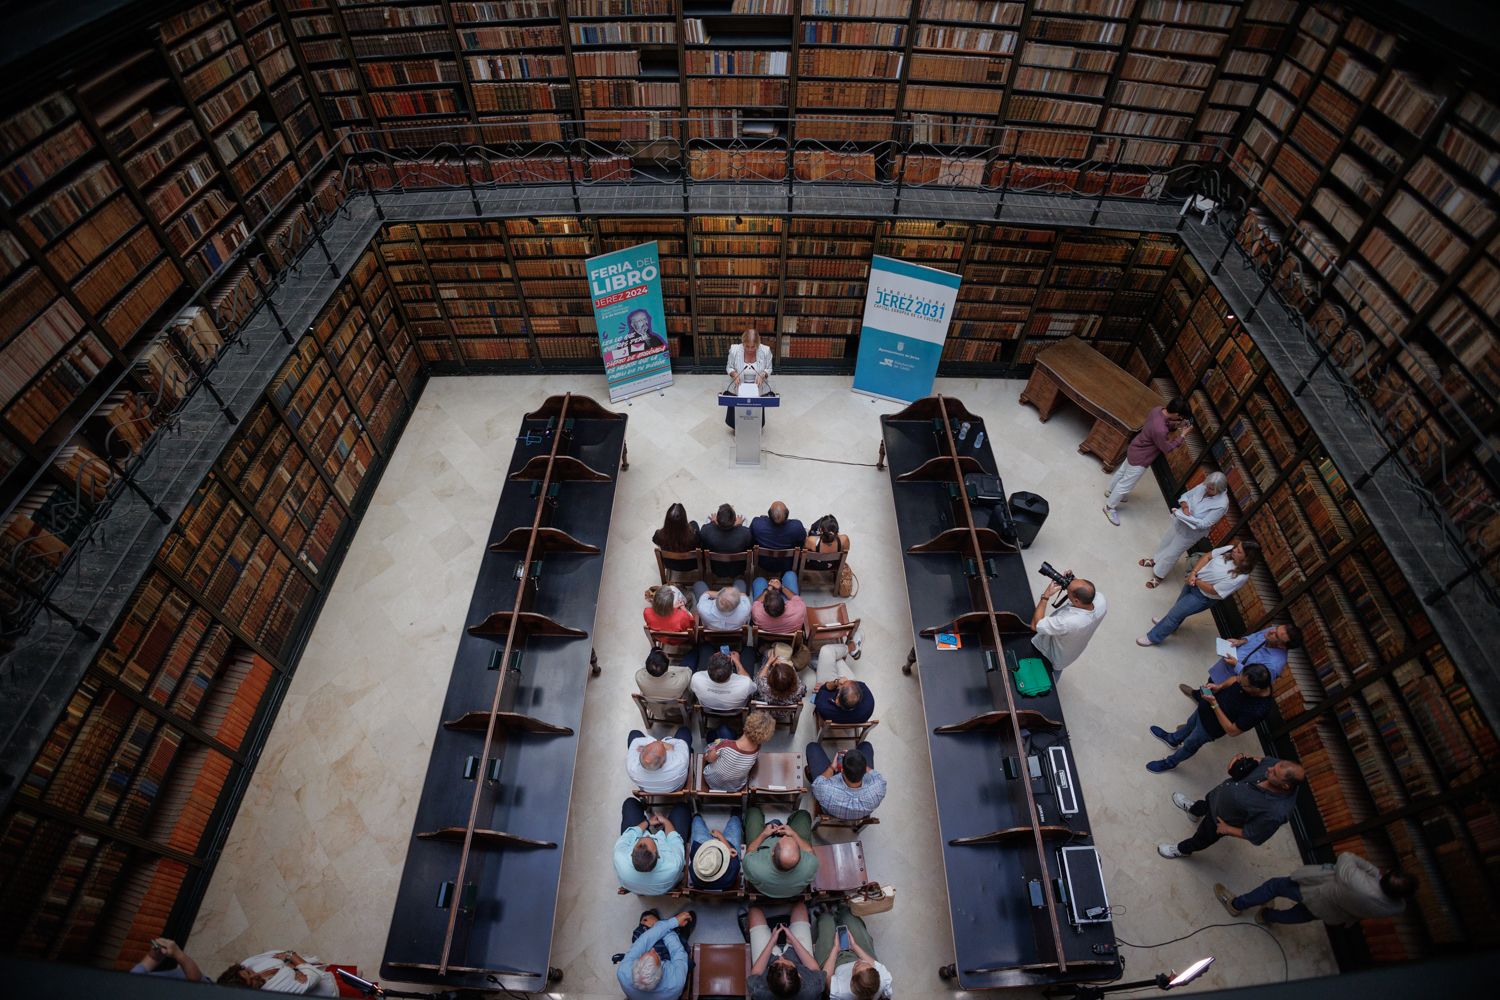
{"left": 852, "top": 255, "right": 961, "bottom": 403}
{"left": 587, "top": 240, "right": 674, "bottom": 402}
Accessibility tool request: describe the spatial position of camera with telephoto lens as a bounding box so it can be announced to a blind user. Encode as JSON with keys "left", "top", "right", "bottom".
{"left": 1037, "top": 562, "right": 1075, "bottom": 607}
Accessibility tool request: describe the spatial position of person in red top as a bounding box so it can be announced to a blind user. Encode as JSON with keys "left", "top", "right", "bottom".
{"left": 1104, "top": 398, "right": 1191, "bottom": 526}
{"left": 644, "top": 586, "right": 695, "bottom": 633}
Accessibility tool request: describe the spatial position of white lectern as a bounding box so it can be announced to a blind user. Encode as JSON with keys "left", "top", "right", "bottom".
{"left": 717, "top": 392, "right": 780, "bottom": 467}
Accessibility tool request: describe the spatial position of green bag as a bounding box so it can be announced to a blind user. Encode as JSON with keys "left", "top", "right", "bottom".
{"left": 1011, "top": 656, "right": 1052, "bottom": 697}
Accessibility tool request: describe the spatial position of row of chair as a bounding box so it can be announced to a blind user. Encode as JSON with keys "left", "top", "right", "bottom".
{"left": 645, "top": 601, "right": 861, "bottom": 665}
{"left": 656, "top": 544, "right": 848, "bottom": 589}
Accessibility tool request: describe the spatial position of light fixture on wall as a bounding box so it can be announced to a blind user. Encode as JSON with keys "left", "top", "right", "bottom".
{"left": 1044, "top": 957, "right": 1214, "bottom": 1000}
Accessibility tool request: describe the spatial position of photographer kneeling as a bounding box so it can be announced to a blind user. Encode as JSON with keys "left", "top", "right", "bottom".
{"left": 1029, "top": 565, "right": 1107, "bottom": 676}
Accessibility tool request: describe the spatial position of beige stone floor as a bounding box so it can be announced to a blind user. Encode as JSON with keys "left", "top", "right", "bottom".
{"left": 189, "top": 373, "right": 1337, "bottom": 997}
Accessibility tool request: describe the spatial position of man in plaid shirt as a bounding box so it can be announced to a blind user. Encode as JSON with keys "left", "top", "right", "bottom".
{"left": 805, "top": 743, "right": 887, "bottom": 821}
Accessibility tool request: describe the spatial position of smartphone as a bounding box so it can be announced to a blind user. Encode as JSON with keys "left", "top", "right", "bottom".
{"left": 834, "top": 750, "right": 847, "bottom": 771}
{"left": 720, "top": 644, "right": 730, "bottom": 654}
{"left": 1199, "top": 685, "right": 1214, "bottom": 700}
{"left": 836, "top": 926, "right": 853, "bottom": 952}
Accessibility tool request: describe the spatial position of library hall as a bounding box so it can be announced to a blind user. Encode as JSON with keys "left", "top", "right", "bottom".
{"left": 1, "top": 1, "right": 1497, "bottom": 999}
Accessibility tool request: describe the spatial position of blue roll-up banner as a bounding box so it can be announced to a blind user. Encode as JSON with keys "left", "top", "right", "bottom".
{"left": 852, "top": 255, "right": 962, "bottom": 403}
{"left": 587, "top": 240, "right": 674, "bottom": 402}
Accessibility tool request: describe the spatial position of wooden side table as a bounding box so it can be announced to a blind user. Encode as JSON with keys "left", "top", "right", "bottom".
{"left": 1018, "top": 337, "right": 1162, "bottom": 472}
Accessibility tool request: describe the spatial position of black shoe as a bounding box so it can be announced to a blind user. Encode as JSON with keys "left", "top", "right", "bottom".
{"left": 1149, "top": 725, "right": 1180, "bottom": 748}
{"left": 611, "top": 952, "right": 625, "bottom": 964}
{"left": 737, "top": 907, "right": 750, "bottom": 942}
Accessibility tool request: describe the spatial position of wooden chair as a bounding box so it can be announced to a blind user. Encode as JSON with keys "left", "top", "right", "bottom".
{"left": 699, "top": 625, "right": 750, "bottom": 650}
{"left": 644, "top": 624, "right": 698, "bottom": 664}
{"left": 747, "top": 751, "right": 806, "bottom": 807}
{"left": 656, "top": 547, "right": 706, "bottom": 587}
{"left": 695, "top": 696, "right": 750, "bottom": 742}
{"left": 752, "top": 545, "right": 802, "bottom": 580}
{"left": 811, "top": 840, "right": 868, "bottom": 896}
{"left": 804, "top": 603, "right": 859, "bottom": 652}
{"left": 811, "top": 793, "right": 881, "bottom": 835}
{"left": 690, "top": 753, "right": 749, "bottom": 809}
{"left": 702, "top": 549, "right": 754, "bottom": 587}
{"left": 633, "top": 781, "right": 692, "bottom": 808}
{"left": 749, "top": 698, "right": 804, "bottom": 735}
{"left": 798, "top": 546, "right": 847, "bottom": 594}
{"left": 633, "top": 691, "right": 692, "bottom": 729}
{"left": 752, "top": 623, "right": 804, "bottom": 661}
{"left": 691, "top": 942, "right": 748, "bottom": 999}
{"left": 814, "top": 713, "right": 879, "bottom": 745}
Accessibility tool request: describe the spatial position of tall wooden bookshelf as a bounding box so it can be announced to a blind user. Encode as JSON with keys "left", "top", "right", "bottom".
{"left": 0, "top": 245, "right": 417, "bottom": 970}
{"left": 1142, "top": 249, "right": 1500, "bottom": 964}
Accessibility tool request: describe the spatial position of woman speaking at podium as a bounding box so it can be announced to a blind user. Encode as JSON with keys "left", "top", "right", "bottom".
{"left": 725, "top": 327, "right": 772, "bottom": 430}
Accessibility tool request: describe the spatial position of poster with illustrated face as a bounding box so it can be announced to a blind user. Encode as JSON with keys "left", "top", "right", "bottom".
{"left": 586, "top": 241, "right": 673, "bottom": 402}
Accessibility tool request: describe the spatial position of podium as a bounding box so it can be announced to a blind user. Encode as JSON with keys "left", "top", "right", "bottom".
{"left": 717, "top": 392, "right": 780, "bottom": 467}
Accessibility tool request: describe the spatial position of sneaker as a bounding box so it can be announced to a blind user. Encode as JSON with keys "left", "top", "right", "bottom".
{"left": 1146, "top": 759, "right": 1175, "bottom": 773}
{"left": 848, "top": 629, "right": 863, "bottom": 660}
{"left": 1103, "top": 505, "right": 1120, "bottom": 526}
{"left": 1149, "top": 725, "right": 1178, "bottom": 748}
{"left": 1172, "top": 792, "right": 1196, "bottom": 815}
{"left": 1157, "top": 843, "right": 1184, "bottom": 859}
{"left": 1135, "top": 636, "right": 1156, "bottom": 647}
{"left": 1214, "top": 883, "right": 1242, "bottom": 917}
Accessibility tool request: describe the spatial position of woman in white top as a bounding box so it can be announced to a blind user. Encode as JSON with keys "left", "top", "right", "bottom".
{"left": 1138, "top": 539, "right": 1261, "bottom": 646}
{"left": 1140, "top": 471, "right": 1230, "bottom": 588}
{"left": 725, "top": 327, "right": 773, "bottom": 429}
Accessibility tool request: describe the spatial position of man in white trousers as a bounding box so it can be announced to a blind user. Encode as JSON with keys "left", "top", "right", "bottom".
{"left": 1104, "top": 398, "right": 1191, "bottom": 525}
{"left": 1140, "top": 472, "right": 1230, "bottom": 587}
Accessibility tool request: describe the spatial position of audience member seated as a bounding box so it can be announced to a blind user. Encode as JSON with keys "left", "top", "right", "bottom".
{"left": 747, "top": 903, "right": 826, "bottom": 1000}
{"left": 813, "top": 642, "right": 873, "bottom": 725}
{"left": 816, "top": 904, "right": 892, "bottom": 1000}
{"left": 217, "top": 950, "right": 338, "bottom": 994}
{"left": 627, "top": 727, "right": 692, "bottom": 794}
{"left": 653, "top": 502, "right": 701, "bottom": 572}
{"left": 742, "top": 806, "right": 818, "bottom": 898}
{"left": 756, "top": 656, "right": 806, "bottom": 707}
{"left": 644, "top": 585, "right": 696, "bottom": 634}
{"left": 688, "top": 811, "right": 743, "bottom": 891}
{"left": 807, "top": 744, "right": 886, "bottom": 820}
{"left": 132, "top": 939, "right": 209, "bottom": 982}
{"left": 694, "top": 581, "right": 752, "bottom": 632}
{"left": 803, "top": 514, "right": 850, "bottom": 571}
{"left": 704, "top": 711, "right": 775, "bottom": 791}
{"left": 751, "top": 501, "right": 808, "bottom": 575}
{"left": 699, "top": 503, "right": 753, "bottom": 577}
{"left": 617, "top": 908, "right": 696, "bottom": 1000}
{"left": 637, "top": 649, "right": 691, "bottom": 700}
{"left": 691, "top": 651, "right": 756, "bottom": 713}
{"left": 615, "top": 798, "right": 690, "bottom": 895}
{"left": 752, "top": 577, "right": 806, "bottom": 636}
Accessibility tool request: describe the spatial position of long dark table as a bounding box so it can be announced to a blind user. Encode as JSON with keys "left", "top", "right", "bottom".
{"left": 380, "top": 395, "right": 626, "bottom": 992}
{"left": 880, "top": 396, "right": 1121, "bottom": 991}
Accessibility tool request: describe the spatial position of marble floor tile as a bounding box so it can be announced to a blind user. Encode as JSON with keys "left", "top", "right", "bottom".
{"left": 189, "top": 373, "right": 1336, "bottom": 998}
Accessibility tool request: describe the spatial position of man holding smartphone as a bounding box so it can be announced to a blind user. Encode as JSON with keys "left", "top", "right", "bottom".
{"left": 815, "top": 902, "right": 892, "bottom": 1000}
{"left": 1145, "top": 663, "right": 1275, "bottom": 772}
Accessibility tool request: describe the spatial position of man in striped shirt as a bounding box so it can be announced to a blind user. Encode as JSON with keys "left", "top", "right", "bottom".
{"left": 806, "top": 742, "right": 886, "bottom": 821}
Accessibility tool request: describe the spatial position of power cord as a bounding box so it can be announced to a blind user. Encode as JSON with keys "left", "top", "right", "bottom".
{"left": 762, "top": 448, "right": 881, "bottom": 468}
{"left": 1116, "top": 919, "right": 1290, "bottom": 983}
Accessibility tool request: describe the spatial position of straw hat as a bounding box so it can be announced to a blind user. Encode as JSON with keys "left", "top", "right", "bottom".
{"left": 693, "top": 840, "right": 731, "bottom": 882}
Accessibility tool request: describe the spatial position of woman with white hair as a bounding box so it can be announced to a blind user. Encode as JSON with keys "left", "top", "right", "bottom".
{"left": 1139, "top": 471, "right": 1230, "bottom": 588}
{"left": 726, "top": 327, "right": 772, "bottom": 430}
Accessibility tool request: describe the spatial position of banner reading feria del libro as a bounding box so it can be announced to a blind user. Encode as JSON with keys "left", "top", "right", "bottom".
{"left": 586, "top": 241, "right": 674, "bottom": 402}
{"left": 852, "top": 255, "right": 961, "bottom": 403}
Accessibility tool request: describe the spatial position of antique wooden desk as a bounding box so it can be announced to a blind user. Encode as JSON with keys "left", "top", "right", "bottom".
{"left": 1018, "top": 337, "right": 1162, "bottom": 471}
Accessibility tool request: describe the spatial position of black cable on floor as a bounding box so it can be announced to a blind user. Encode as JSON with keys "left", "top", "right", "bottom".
{"left": 762, "top": 448, "right": 882, "bottom": 468}
{"left": 1116, "top": 919, "right": 1290, "bottom": 983}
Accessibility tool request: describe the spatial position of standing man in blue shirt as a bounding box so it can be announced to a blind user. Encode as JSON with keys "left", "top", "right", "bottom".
{"left": 617, "top": 909, "right": 696, "bottom": 1000}
{"left": 1183, "top": 623, "right": 1300, "bottom": 695}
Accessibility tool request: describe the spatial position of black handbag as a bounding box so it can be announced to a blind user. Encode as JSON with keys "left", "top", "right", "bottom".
{"left": 1227, "top": 755, "right": 1259, "bottom": 780}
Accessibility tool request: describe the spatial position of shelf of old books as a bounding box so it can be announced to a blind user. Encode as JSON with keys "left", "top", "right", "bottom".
{"left": 232, "top": 1, "right": 331, "bottom": 171}
{"left": 692, "top": 214, "right": 782, "bottom": 359}
{"left": 570, "top": 0, "right": 677, "bottom": 142}
{"left": 503, "top": 215, "right": 599, "bottom": 364}
{"left": 284, "top": 0, "right": 375, "bottom": 133}
{"left": 348, "top": 246, "right": 423, "bottom": 394}
{"left": 413, "top": 219, "right": 534, "bottom": 365}
{"left": 455, "top": 1, "right": 569, "bottom": 140}
{"left": 778, "top": 215, "right": 873, "bottom": 360}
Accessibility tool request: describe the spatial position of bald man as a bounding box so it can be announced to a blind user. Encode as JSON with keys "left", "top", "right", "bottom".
{"left": 750, "top": 501, "right": 807, "bottom": 575}
{"left": 626, "top": 727, "right": 691, "bottom": 794}
{"left": 1159, "top": 755, "right": 1305, "bottom": 859}
{"left": 742, "top": 805, "right": 818, "bottom": 898}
